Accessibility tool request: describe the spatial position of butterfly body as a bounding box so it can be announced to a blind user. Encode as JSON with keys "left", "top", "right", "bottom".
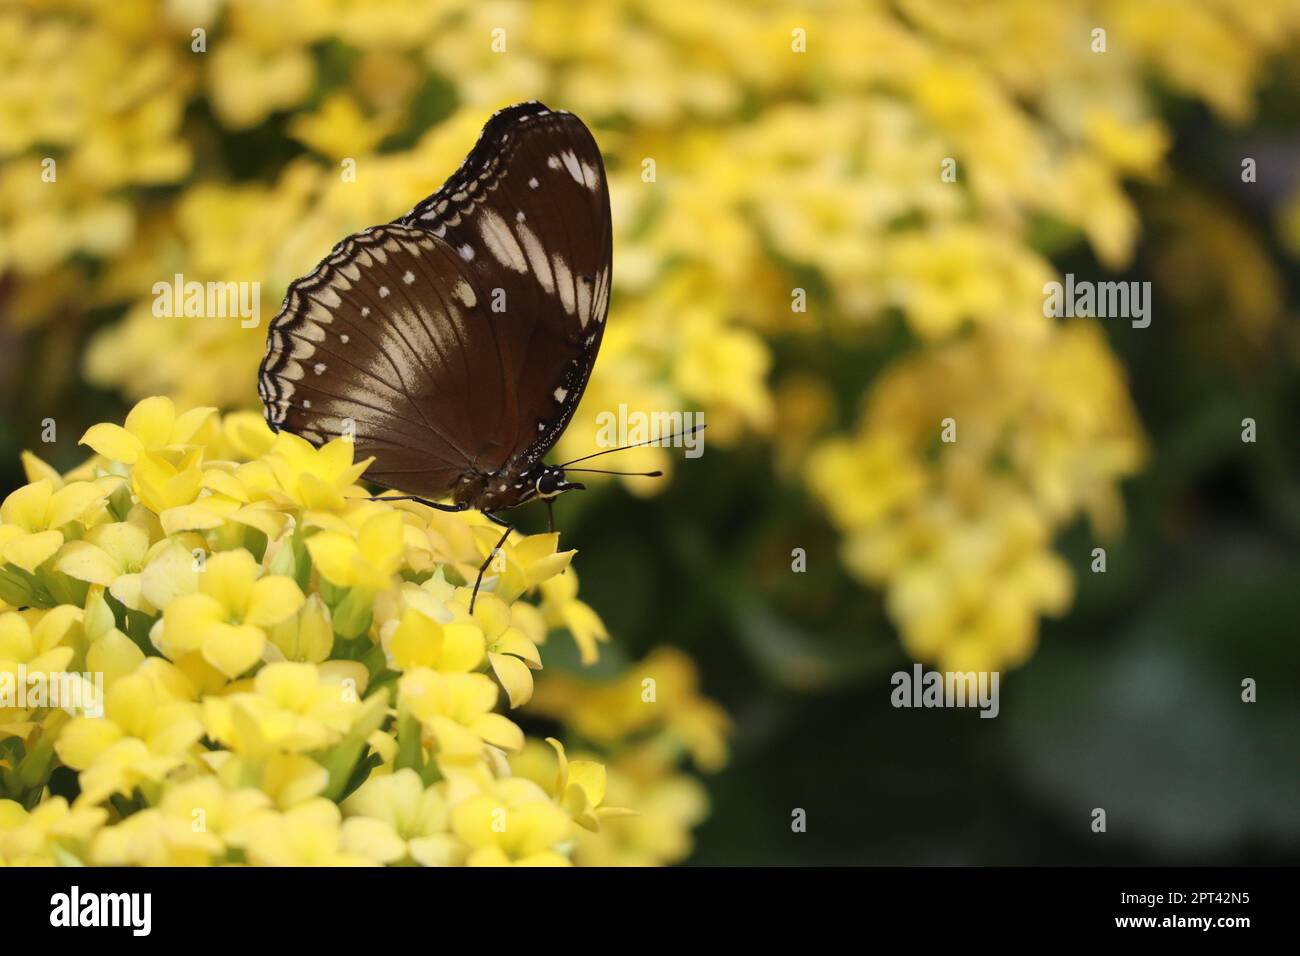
{"left": 451, "top": 462, "right": 584, "bottom": 512}
{"left": 259, "top": 101, "right": 611, "bottom": 518}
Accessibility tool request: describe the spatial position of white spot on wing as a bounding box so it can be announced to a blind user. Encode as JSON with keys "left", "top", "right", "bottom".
{"left": 553, "top": 387, "right": 568, "bottom": 402}
{"left": 561, "top": 150, "right": 584, "bottom": 186}
{"left": 403, "top": 270, "right": 415, "bottom": 284}
{"left": 379, "top": 286, "right": 390, "bottom": 298}
{"left": 453, "top": 281, "right": 477, "bottom": 308}
{"left": 552, "top": 254, "right": 575, "bottom": 315}
{"left": 479, "top": 209, "right": 527, "bottom": 272}
{"left": 516, "top": 222, "right": 554, "bottom": 294}
{"left": 528, "top": 177, "right": 539, "bottom": 189}
{"left": 459, "top": 244, "right": 474, "bottom": 261}
{"left": 576, "top": 276, "right": 592, "bottom": 326}
{"left": 593, "top": 268, "right": 609, "bottom": 323}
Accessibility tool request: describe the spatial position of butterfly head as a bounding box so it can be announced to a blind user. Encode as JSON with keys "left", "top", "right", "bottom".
{"left": 534, "top": 465, "right": 584, "bottom": 500}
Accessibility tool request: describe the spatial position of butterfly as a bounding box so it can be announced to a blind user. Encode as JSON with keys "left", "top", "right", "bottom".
{"left": 259, "top": 101, "right": 653, "bottom": 609}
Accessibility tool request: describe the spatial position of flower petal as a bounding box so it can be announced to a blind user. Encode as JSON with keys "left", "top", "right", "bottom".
{"left": 124, "top": 396, "right": 176, "bottom": 448}
{"left": 3, "top": 530, "right": 64, "bottom": 573}
{"left": 488, "top": 652, "right": 534, "bottom": 709}
{"left": 245, "top": 575, "right": 306, "bottom": 628}
{"left": 200, "top": 622, "right": 266, "bottom": 678}
{"left": 55, "top": 541, "right": 120, "bottom": 586}
{"left": 80, "top": 423, "right": 144, "bottom": 464}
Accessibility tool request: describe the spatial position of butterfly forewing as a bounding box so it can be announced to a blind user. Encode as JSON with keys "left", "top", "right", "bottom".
{"left": 259, "top": 102, "right": 612, "bottom": 503}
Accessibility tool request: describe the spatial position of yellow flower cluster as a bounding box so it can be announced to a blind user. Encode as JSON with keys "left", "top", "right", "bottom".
{"left": 4, "top": 1, "right": 1297, "bottom": 673}
{"left": 525, "top": 646, "right": 730, "bottom": 866}
{"left": 808, "top": 322, "right": 1146, "bottom": 672}
{"left": 0, "top": 398, "right": 724, "bottom": 866}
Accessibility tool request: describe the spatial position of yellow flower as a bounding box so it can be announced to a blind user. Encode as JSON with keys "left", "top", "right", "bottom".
{"left": 529, "top": 647, "right": 730, "bottom": 773}
{"left": 0, "top": 388, "right": 694, "bottom": 865}
{"left": 398, "top": 668, "right": 522, "bottom": 760}
{"left": 306, "top": 508, "right": 406, "bottom": 592}
{"left": 80, "top": 396, "right": 215, "bottom": 465}
{"left": 806, "top": 433, "right": 926, "bottom": 531}
{"left": 54, "top": 659, "right": 203, "bottom": 806}
{"left": 383, "top": 607, "right": 484, "bottom": 674}
{"left": 254, "top": 432, "right": 371, "bottom": 512}
{"left": 673, "top": 316, "right": 773, "bottom": 440}
{"left": 0, "top": 796, "right": 107, "bottom": 867}
{"left": 461, "top": 592, "right": 541, "bottom": 709}
{"left": 460, "top": 527, "right": 575, "bottom": 606}
{"left": 289, "top": 92, "right": 397, "bottom": 160}
{"left": 0, "top": 479, "right": 107, "bottom": 573}
{"left": 202, "top": 662, "right": 367, "bottom": 758}
{"left": 89, "top": 777, "right": 272, "bottom": 866}
{"left": 208, "top": 42, "right": 315, "bottom": 131}
{"left": 573, "top": 743, "right": 710, "bottom": 868}
{"left": 135, "top": 538, "right": 204, "bottom": 612}
{"left": 154, "top": 549, "right": 305, "bottom": 678}
{"left": 808, "top": 322, "right": 1143, "bottom": 672}
{"left": 83, "top": 590, "right": 146, "bottom": 688}
{"left": 212, "top": 410, "right": 278, "bottom": 461}
{"left": 130, "top": 448, "right": 204, "bottom": 518}
{"left": 228, "top": 798, "right": 378, "bottom": 867}
{"left": 449, "top": 777, "right": 572, "bottom": 867}
{"left": 526, "top": 737, "right": 632, "bottom": 833}
{"left": 54, "top": 520, "right": 151, "bottom": 589}
{"left": 537, "top": 568, "right": 609, "bottom": 666}
{"left": 0, "top": 610, "right": 77, "bottom": 737}
{"left": 341, "top": 768, "right": 460, "bottom": 866}
{"left": 265, "top": 593, "right": 335, "bottom": 663}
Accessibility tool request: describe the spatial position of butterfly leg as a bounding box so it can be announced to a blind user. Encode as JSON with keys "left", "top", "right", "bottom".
{"left": 469, "top": 513, "right": 514, "bottom": 613}
{"left": 545, "top": 498, "right": 556, "bottom": 534}
{"left": 358, "top": 495, "right": 469, "bottom": 513}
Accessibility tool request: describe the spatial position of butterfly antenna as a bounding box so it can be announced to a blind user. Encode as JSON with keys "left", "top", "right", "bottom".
{"left": 557, "top": 424, "right": 706, "bottom": 468}
{"left": 564, "top": 468, "right": 664, "bottom": 477}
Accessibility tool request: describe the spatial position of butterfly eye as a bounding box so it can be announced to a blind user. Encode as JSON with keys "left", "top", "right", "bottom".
{"left": 536, "top": 471, "right": 561, "bottom": 497}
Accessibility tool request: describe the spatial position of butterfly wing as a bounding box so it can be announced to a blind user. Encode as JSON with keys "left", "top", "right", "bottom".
{"left": 260, "top": 223, "right": 501, "bottom": 498}
{"left": 398, "top": 102, "right": 613, "bottom": 473}
{"left": 259, "top": 102, "right": 612, "bottom": 500}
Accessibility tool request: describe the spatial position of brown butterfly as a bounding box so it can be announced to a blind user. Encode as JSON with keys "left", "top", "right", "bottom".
{"left": 259, "top": 102, "right": 662, "bottom": 607}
